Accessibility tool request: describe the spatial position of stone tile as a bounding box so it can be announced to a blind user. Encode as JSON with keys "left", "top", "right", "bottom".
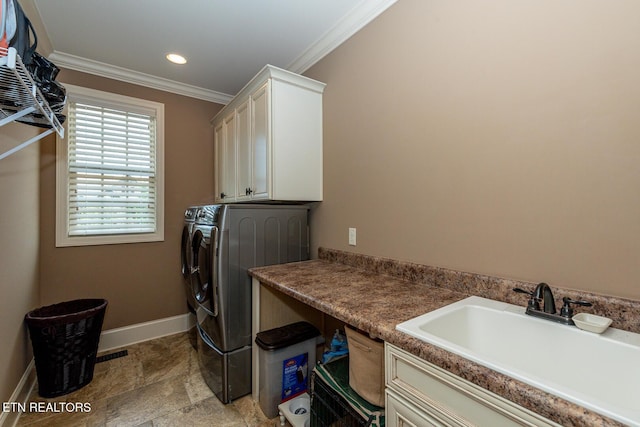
{"left": 137, "top": 333, "right": 198, "bottom": 386}
{"left": 68, "top": 355, "right": 144, "bottom": 404}
{"left": 105, "top": 376, "right": 191, "bottom": 427}
{"left": 231, "top": 395, "right": 270, "bottom": 426}
{"left": 149, "top": 396, "right": 246, "bottom": 427}
{"left": 184, "top": 371, "right": 215, "bottom": 405}
{"left": 95, "top": 348, "right": 134, "bottom": 372}
{"left": 254, "top": 419, "right": 285, "bottom": 427}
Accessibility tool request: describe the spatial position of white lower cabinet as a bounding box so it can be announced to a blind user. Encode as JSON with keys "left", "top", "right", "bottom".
{"left": 385, "top": 343, "right": 561, "bottom": 427}
{"left": 387, "top": 389, "right": 457, "bottom": 427}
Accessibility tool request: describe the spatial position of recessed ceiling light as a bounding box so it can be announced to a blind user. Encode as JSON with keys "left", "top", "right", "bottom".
{"left": 166, "top": 53, "right": 187, "bottom": 65}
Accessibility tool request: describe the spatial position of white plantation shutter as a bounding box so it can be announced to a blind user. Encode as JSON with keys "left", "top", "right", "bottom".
{"left": 67, "top": 103, "right": 157, "bottom": 235}
{"left": 56, "top": 85, "right": 164, "bottom": 246}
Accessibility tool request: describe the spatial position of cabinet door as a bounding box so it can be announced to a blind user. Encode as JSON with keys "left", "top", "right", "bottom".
{"left": 221, "top": 112, "right": 237, "bottom": 201}
{"left": 235, "top": 99, "right": 252, "bottom": 201}
{"left": 386, "top": 344, "right": 561, "bottom": 427}
{"left": 213, "top": 122, "right": 225, "bottom": 203}
{"left": 250, "top": 82, "right": 269, "bottom": 199}
{"left": 386, "top": 390, "right": 462, "bottom": 427}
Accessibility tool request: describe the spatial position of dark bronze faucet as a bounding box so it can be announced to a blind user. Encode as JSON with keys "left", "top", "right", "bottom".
{"left": 533, "top": 282, "right": 556, "bottom": 314}
{"left": 513, "top": 283, "right": 592, "bottom": 326}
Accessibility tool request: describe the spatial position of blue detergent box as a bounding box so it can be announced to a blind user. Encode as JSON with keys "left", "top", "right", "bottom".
{"left": 255, "top": 321, "right": 320, "bottom": 419}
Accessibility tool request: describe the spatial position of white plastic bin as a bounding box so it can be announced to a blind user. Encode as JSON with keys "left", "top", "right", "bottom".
{"left": 255, "top": 321, "right": 320, "bottom": 418}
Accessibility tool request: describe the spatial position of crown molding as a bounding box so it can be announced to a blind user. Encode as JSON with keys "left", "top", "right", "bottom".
{"left": 287, "top": 0, "right": 398, "bottom": 73}
{"left": 49, "top": 51, "right": 234, "bottom": 105}
{"left": 43, "top": 0, "right": 397, "bottom": 104}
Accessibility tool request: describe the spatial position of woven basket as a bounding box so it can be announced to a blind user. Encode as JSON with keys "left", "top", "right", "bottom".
{"left": 25, "top": 299, "right": 108, "bottom": 397}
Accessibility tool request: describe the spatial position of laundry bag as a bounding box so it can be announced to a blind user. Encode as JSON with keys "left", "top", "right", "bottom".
{"left": 24, "top": 299, "right": 108, "bottom": 397}
{"left": 345, "top": 325, "right": 385, "bottom": 407}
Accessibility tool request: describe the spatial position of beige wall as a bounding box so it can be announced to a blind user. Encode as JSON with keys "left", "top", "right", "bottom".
{"left": 39, "top": 70, "right": 223, "bottom": 330}
{"left": 305, "top": 0, "right": 640, "bottom": 300}
{"left": 0, "top": 124, "right": 41, "bottom": 402}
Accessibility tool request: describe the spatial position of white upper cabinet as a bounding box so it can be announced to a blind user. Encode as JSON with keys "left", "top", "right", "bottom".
{"left": 250, "top": 82, "right": 269, "bottom": 200}
{"left": 212, "top": 65, "right": 325, "bottom": 203}
{"left": 235, "top": 99, "right": 252, "bottom": 202}
{"left": 213, "top": 112, "right": 238, "bottom": 202}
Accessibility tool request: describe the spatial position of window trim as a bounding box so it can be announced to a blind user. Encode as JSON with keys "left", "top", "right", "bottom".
{"left": 56, "top": 84, "right": 165, "bottom": 247}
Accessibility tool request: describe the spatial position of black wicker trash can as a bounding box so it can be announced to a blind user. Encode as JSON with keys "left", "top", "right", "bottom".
{"left": 24, "top": 299, "right": 108, "bottom": 398}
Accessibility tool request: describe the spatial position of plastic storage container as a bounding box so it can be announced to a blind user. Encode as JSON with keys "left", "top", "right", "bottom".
{"left": 24, "top": 299, "right": 108, "bottom": 397}
{"left": 256, "top": 321, "right": 320, "bottom": 418}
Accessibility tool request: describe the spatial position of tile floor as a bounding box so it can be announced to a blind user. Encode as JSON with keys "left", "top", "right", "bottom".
{"left": 16, "top": 332, "right": 282, "bottom": 426}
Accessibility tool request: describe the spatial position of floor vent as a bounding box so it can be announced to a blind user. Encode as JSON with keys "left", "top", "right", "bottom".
{"left": 96, "top": 349, "right": 128, "bottom": 363}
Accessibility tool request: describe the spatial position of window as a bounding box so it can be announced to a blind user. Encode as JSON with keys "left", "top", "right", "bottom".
{"left": 56, "top": 84, "right": 164, "bottom": 247}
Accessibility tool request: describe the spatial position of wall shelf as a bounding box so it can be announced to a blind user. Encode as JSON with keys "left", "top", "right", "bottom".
{"left": 0, "top": 46, "right": 65, "bottom": 161}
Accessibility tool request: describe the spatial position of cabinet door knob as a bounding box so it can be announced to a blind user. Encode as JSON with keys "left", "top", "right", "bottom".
{"left": 220, "top": 192, "right": 226, "bottom": 199}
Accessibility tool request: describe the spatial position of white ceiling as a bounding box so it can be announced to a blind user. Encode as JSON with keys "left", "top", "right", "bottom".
{"left": 25, "top": 0, "right": 397, "bottom": 104}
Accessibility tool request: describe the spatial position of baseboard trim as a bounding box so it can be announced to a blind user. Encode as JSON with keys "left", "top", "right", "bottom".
{"left": 0, "top": 359, "right": 36, "bottom": 427}
{"left": 98, "top": 312, "right": 195, "bottom": 352}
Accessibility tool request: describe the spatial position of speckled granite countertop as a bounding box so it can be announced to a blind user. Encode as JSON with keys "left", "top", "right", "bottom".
{"left": 249, "top": 248, "right": 638, "bottom": 427}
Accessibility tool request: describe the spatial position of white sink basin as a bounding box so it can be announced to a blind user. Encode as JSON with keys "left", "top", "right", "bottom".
{"left": 396, "top": 296, "right": 640, "bottom": 426}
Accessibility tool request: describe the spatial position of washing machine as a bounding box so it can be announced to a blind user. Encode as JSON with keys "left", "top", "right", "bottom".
{"left": 190, "top": 204, "right": 310, "bottom": 404}
{"left": 180, "top": 206, "right": 199, "bottom": 349}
